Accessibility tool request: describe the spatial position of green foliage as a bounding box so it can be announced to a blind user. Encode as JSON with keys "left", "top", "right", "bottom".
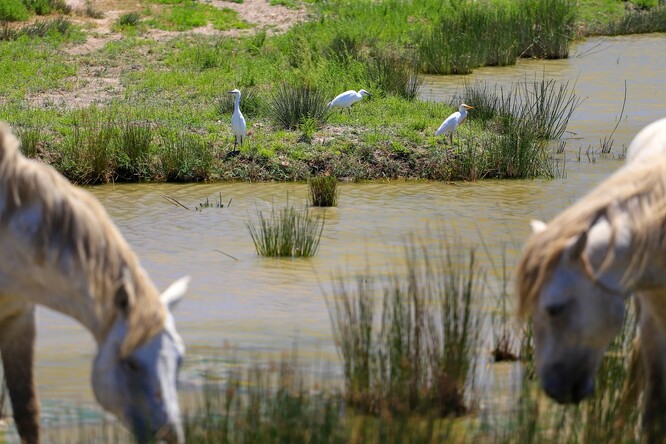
{"left": 147, "top": 0, "right": 248, "bottom": 31}
{"left": 114, "top": 119, "right": 154, "bottom": 181}
{"left": 57, "top": 111, "right": 116, "bottom": 185}
{"left": 15, "top": 125, "right": 42, "bottom": 158}
{"left": 0, "top": 0, "right": 30, "bottom": 21}
{"left": 599, "top": 5, "right": 666, "bottom": 34}
{"left": 157, "top": 131, "right": 213, "bottom": 182}
{"left": 328, "top": 238, "right": 482, "bottom": 416}
{"left": 246, "top": 202, "right": 324, "bottom": 257}
{"left": 216, "top": 88, "right": 264, "bottom": 118}
{"left": 308, "top": 175, "right": 338, "bottom": 207}
{"left": 269, "top": 83, "right": 330, "bottom": 130}
{"left": 0, "top": 17, "right": 73, "bottom": 41}
{"left": 365, "top": 48, "right": 422, "bottom": 100}
{"left": 117, "top": 12, "right": 141, "bottom": 28}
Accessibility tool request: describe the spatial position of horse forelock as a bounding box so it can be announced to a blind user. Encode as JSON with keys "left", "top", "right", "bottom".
{"left": 516, "top": 157, "right": 666, "bottom": 319}
{"left": 0, "top": 122, "right": 166, "bottom": 356}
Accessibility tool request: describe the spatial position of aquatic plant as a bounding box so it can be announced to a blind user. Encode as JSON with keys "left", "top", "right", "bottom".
{"left": 599, "top": 5, "right": 666, "bottom": 35}
{"left": 327, "top": 237, "right": 482, "bottom": 416}
{"left": 308, "top": 175, "right": 338, "bottom": 207}
{"left": 246, "top": 202, "right": 324, "bottom": 257}
{"left": 455, "top": 75, "right": 582, "bottom": 140}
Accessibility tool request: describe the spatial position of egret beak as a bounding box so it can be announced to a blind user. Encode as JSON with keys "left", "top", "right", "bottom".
{"left": 227, "top": 91, "right": 234, "bottom": 94}
{"left": 465, "top": 105, "right": 474, "bottom": 109}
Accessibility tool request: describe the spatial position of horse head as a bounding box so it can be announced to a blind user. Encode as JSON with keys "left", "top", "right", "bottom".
{"left": 528, "top": 218, "right": 631, "bottom": 404}
{"left": 92, "top": 275, "right": 189, "bottom": 443}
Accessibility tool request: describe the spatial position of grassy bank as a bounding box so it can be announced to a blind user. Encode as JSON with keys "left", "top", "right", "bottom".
{"left": 0, "top": 0, "right": 596, "bottom": 184}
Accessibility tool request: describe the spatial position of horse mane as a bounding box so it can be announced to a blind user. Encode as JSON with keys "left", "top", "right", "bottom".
{"left": 516, "top": 156, "right": 666, "bottom": 318}
{"left": 0, "top": 123, "right": 165, "bottom": 356}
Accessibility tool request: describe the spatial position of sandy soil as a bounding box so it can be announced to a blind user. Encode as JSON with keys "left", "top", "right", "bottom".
{"left": 25, "top": 0, "right": 308, "bottom": 108}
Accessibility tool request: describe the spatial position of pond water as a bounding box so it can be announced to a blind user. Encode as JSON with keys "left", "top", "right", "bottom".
{"left": 19, "top": 33, "right": 666, "bottom": 430}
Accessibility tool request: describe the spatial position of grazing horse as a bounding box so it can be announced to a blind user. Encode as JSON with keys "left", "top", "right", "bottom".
{"left": 516, "top": 117, "right": 666, "bottom": 441}
{"left": 0, "top": 123, "right": 189, "bottom": 443}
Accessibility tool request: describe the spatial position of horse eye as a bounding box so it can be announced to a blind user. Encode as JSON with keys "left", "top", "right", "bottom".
{"left": 545, "top": 302, "right": 568, "bottom": 317}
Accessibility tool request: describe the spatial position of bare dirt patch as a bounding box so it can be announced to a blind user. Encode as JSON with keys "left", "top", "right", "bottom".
{"left": 28, "top": 0, "right": 308, "bottom": 109}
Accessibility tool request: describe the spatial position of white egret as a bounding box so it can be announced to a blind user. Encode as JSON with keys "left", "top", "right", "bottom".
{"left": 327, "top": 89, "right": 371, "bottom": 113}
{"left": 228, "top": 88, "right": 246, "bottom": 154}
{"left": 435, "top": 103, "right": 474, "bottom": 144}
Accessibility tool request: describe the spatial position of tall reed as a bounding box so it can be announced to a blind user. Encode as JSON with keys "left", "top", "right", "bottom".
{"left": 246, "top": 202, "right": 325, "bottom": 257}
{"left": 157, "top": 131, "right": 213, "bottom": 182}
{"left": 598, "top": 5, "right": 666, "bottom": 35}
{"left": 308, "top": 175, "right": 338, "bottom": 207}
{"left": 365, "top": 49, "right": 422, "bottom": 100}
{"left": 455, "top": 76, "right": 582, "bottom": 140}
{"left": 57, "top": 111, "right": 116, "bottom": 185}
{"left": 269, "top": 83, "right": 331, "bottom": 130}
{"left": 15, "top": 125, "right": 42, "bottom": 158}
{"left": 114, "top": 119, "right": 153, "bottom": 181}
{"left": 327, "top": 237, "right": 482, "bottom": 416}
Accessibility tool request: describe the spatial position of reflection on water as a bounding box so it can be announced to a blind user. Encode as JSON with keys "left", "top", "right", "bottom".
{"left": 24, "top": 33, "right": 666, "bottom": 427}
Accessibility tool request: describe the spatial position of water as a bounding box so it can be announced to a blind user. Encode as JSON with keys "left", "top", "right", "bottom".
{"left": 20, "top": 33, "right": 666, "bottom": 426}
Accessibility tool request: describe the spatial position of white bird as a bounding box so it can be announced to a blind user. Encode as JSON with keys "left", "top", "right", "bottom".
{"left": 228, "top": 88, "right": 246, "bottom": 154}
{"left": 327, "top": 89, "right": 371, "bottom": 113}
{"left": 435, "top": 103, "right": 474, "bottom": 144}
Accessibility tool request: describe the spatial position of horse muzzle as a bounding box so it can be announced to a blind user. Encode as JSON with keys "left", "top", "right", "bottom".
{"left": 540, "top": 362, "right": 595, "bottom": 404}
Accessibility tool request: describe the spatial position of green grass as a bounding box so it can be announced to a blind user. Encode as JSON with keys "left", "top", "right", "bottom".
{"left": 246, "top": 201, "right": 325, "bottom": 257}
{"left": 328, "top": 238, "right": 482, "bottom": 417}
{"left": 308, "top": 175, "right": 338, "bottom": 207}
{"left": 146, "top": 0, "right": 248, "bottom": 31}
{"left": 0, "top": 0, "right": 653, "bottom": 185}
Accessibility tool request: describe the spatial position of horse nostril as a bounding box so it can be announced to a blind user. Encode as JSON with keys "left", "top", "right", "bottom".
{"left": 546, "top": 302, "right": 567, "bottom": 317}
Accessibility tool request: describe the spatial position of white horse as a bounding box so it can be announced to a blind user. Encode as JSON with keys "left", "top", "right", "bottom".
{"left": 0, "top": 123, "right": 189, "bottom": 443}
{"left": 516, "top": 117, "right": 666, "bottom": 441}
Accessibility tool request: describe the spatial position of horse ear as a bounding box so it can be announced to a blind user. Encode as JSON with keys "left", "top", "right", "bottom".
{"left": 114, "top": 267, "right": 135, "bottom": 317}
{"left": 161, "top": 276, "right": 190, "bottom": 310}
{"left": 530, "top": 219, "right": 547, "bottom": 233}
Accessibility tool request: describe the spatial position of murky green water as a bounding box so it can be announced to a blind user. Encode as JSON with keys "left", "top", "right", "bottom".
{"left": 24, "top": 33, "right": 666, "bottom": 428}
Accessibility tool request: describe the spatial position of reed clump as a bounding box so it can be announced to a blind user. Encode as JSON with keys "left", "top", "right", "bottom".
{"left": 598, "top": 5, "right": 666, "bottom": 35}
{"left": 246, "top": 202, "right": 324, "bottom": 257}
{"left": 419, "top": 0, "right": 575, "bottom": 75}
{"left": 328, "top": 238, "right": 482, "bottom": 417}
{"left": 215, "top": 87, "right": 264, "bottom": 118}
{"left": 114, "top": 119, "right": 153, "bottom": 181}
{"left": 56, "top": 111, "right": 116, "bottom": 185}
{"left": 157, "top": 131, "right": 213, "bottom": 182}
{"left": 269, "top": 83, "right": 330, "bottom": 130}
{"left": 308, "top": 175, "right": 338, "bottom": 207}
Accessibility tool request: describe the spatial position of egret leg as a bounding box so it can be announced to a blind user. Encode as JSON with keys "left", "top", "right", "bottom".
{"left": 450, "top": 133, "right": 453, "bottom": 145}
{"left": 0, "top": 304, "right": 39, "bottom": 444}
